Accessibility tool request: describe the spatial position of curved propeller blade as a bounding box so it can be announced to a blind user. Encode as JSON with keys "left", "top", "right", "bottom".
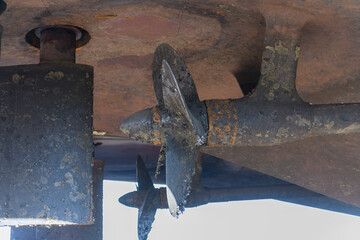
{"left": 136, "top": 156, "right": 157, "bottom": 239}
{"left": 160, "top": 60, "right": 204, "bottom": 217}
{"left": 138, "top": 190, "right": 158, "bottom": 240}
{"left": 152, "top": 44, "right": 208, "bottom": 130}
{"left": 152, "top": 43, "right": 201, "bottom": 109}
{"left": 136, "top": 155, "right": 154, "bottom": 191}
{"left": 161, "top": 59, "right": 193, "bottom": 124}
{"left": 119, "top": 156, "right": 160, "bottom": 240}
{"left": 120, "top": 44, "right": 209, "bottom": 219}
{"left": 165, "top": 136, "right": 199, "bottom": 217}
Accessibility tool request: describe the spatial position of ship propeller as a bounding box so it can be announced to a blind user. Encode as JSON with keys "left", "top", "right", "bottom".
{"left": 120, "top": 44, "right": 208, "bottom": 217}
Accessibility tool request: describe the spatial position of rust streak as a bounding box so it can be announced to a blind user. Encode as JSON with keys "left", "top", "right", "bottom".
{"left": 151, "top": 106, "right": 162, "bottom": 145}
{"left": 95, "top": 14, "right": 118, "bottom": 19}
{"left": 231, "top": 101, "right": 237, "bottom": 145}
{"left": 152, "top": 106, "right": 162, "bottom": 125}
{"left": 153, "top": 131, "right": 162, "bottom": 145}
{"left": 206, "top": 100, "right": 215, "bottom": 147}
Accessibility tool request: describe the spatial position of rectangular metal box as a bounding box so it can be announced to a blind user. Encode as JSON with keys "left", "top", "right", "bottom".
{"left": 10, "top": 160, "right": 104, "bottom": 240}
{"left": 0, "top": 62, "right": 93, "bottom": 226}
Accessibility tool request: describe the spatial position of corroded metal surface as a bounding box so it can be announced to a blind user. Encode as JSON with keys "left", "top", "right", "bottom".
{"left": 120, "top": 10, "right": 360, "bottom": 212}
{"left": 205, "top": 100, "right": 360, "bottom": 147}
{"left": 10, "top": 160, "right": 104, "bottom": 240}
{"left": 0, "top": 61, "right": 93, "bottom": 225}
{"left": 39, "top": 27, "right": 76, "bottom": 63}
{"left": 121, "top": 55, "right": 208, "bottom": 217}
{"left": 1, "top": 0, "right": 360, "bottom": 226}
{"left": 2, "top": 1, "right": 360, "bottom": 135}
{"left": 135, "top": 156, "right": 157, "bottom": 240}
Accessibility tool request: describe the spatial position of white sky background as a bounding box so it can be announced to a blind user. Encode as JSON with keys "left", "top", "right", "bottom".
{"left": 103, "top": 181, "right": 360, "bottom": 240}
{"left": 1, "top": 180, "right": 360, "bottom": 239}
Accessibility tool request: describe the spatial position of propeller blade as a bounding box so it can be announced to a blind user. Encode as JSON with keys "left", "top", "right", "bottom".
{"left": 160, "top": 59, "right": 205, "bottom": 217}
{"left": 138, "top": 190, "right": 158, "bottom": 240}
{"left": 161, "top": 59, "right": 193, "bottom": 123}
{"left": 120, "top": 156, "right": 160, "bottom": 240}
{"left": 120, "top": 44, "right": 209, "bottom": 220}
{"left": 152, "top": 43, "right": 201, "bottom": 109}
{"left": 152, "top": 44, "right": 208, "bottom": 132}
{"left": 161, "top": 59, "right": 199, "bottom": 217}
{"left": 136, "top": 155, "right": 154, "bottom": 191}
{"left": 165, "top": 136, "right": 199, "bottom": 217}
{"left": 155, "top": 144, "right": 166, "bottom": 178}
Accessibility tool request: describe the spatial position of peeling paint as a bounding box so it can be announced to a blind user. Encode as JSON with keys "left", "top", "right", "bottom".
{"left": 40, "top": 177, "right": 48, "bottom": 185}
{"left": 61, "top": 153, "right": 77, "bottom": 170}
{"left": 12, "top": 74, "right": 23, "bottom": 84}
{"left": 44, "top": 71, "right": 64, "bottom": 81}
{"left": 336, "top": 123, "right": 360, "bottom": 134}
{"left": 287, "top": 115, "right": 312, "bottom": 127}
{"left": 54, "top": 182, "right": 62, "bottom": 187}
{"left": 276, "top": 127, "right": 289, "bottom": 138}
{"left": 275, "top": 40, "right": 289, "bottom": 54}
{"left": 325, "top": 121, "right": 334, "bottom": 129}
{"left": 65, "top": 172, "right": 74, "bottom": 185}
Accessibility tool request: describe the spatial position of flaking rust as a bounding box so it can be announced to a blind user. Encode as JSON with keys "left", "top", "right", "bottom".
{"left": 206, "top": 100, "right": 237, "bottom": 147}
{"left": 120, "top": 9, "right": 360, "bottom": 215}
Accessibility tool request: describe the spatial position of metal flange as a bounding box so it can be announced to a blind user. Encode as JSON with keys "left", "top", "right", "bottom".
{"left": 25, "top": 25, "right": 90, "bottom": 50}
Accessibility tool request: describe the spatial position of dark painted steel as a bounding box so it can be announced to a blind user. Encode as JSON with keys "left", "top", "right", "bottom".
{"left": 136, "top": 156, "right": 157, "bottom": 240}
{"left": 136, "top": 156, "right": 154, "bottom": 191}
{"left": 160, "top": 59, "right": 206, "bottom": 217}
{"left": 0, "top": 26, "right": 93, "bottom": 226}
{"left": 10, "top": 160, "right": 105, "bottom": 240}
{"left": 152, "top": 44, "right": 208, "bottom": 131}
{"left": 0, "top": 0, "right": 5, "bottom": 57}
{"left": 0, "top": 0, "right": 5, "bottom": 15}
{"left": 0, "top": 24, "right": 2, "bottom": 58}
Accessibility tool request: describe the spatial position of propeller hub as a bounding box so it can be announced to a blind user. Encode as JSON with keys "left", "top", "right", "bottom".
{"left": 120, "top": 107, "right": 162, "bottom": 145}
{"left": 118, "top": 191, "right": 147, "bottom": 208}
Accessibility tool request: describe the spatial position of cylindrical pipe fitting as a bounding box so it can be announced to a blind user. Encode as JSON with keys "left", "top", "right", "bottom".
{"left": 40, "top": 27, "right": 76, "bottom": 63}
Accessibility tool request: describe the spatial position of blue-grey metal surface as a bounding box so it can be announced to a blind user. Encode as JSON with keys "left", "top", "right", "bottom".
{"left": 94, "top": 138, "right": 288, "bottom": 188}
{"left": 0, "top": 0, "right": 5, "bottom": 57}
{"left": 0, "top": 62, "right": 93, "bottom": 225}
{"left": 10, "top": 160, "right": 104, "bottom": 240}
